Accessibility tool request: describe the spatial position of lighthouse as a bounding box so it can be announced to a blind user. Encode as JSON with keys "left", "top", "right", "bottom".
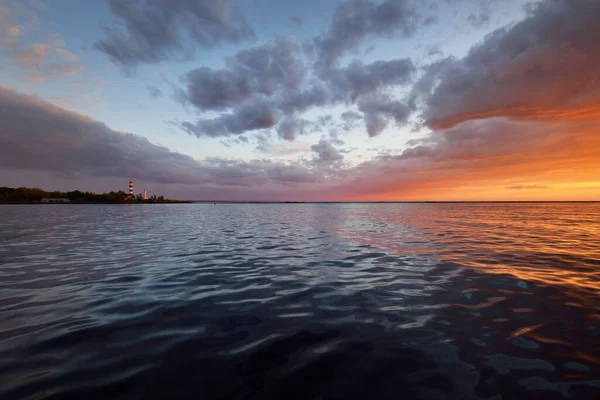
{"left": 129, "top": 180, "right": 134, "bottom": 196}
{"left": 143, "top": 190, "right": 147, "bottom": 200}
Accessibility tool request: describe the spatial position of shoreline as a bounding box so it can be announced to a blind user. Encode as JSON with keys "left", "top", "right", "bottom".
{"left": 0, "top": 200, "right": 194, "bottom": 205}
{"left": 2, "top": 200, "right": 598, "bottom": 205}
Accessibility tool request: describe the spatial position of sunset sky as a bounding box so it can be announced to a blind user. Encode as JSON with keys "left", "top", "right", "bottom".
{"left": 1, "top": 0, "right": 599, "bottom": 201}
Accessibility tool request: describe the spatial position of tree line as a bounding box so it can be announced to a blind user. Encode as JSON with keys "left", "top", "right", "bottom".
{"left": 0, "top": 187, "right": 166, "bottom": 203}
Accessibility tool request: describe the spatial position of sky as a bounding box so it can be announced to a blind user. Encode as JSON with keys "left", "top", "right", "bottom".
{"left": 0, "top": 0, "right": 599, "bottom": 201}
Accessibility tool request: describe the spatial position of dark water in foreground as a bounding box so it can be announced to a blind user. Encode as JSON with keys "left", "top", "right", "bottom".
{"left": 1, "top": 203, "right": 599, "bottom": 400}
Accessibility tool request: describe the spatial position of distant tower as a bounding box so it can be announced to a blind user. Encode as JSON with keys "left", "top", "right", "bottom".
{"left": 129, "top": 180, "right": 134, "bottom": 196}
{"left": 143, "top": 190, "right": 147, "bottom": 200}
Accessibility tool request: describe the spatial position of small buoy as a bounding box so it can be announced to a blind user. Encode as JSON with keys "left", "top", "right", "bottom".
{"left": 213, "top": 201, "right": 216, "bottom": 205}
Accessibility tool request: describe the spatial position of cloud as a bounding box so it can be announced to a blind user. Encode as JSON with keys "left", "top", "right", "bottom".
{"left": 167, "top": 0, "right": 420, "bottom": 142}
{"left": 181, "top": 101, "right": 281, "bottom": 138}
{"left": 252, "top": 133, "right": 313, "bottom": 157}
{"left": 0, "top": 86, "right": 330, "bottom": 193}
{"left": 467, "top": 12, "right": 489, "bottom": 27}
{"left": 290, "top": 16, "right": 303, "bottom": 26}
{"left": 415, "top": 0, "right": 600, "bottom": 129}
{"left": 339, "top": 117, "right": 600, "bottom": 200}
{"left": 179, "top": 38, "right": 306, "bottom": 111}
{"left": 254, "top": 132, "right": 272, "bottom": 153}
{"left": 358, "top": 94, "right": 411, "bottom": 136}
{"left": 6, "top": 26, "right": 22, "bottom": 38}
{"left": 0, "top": 3, "right": 82, "bottom": 82}
{"left": 51, "top": 38, "right": 65, "bottom": 47}
{"left": 1, "top": 86, "right": 599, "bottom": 201}
{"left": 95, "top": 0, "right": 255, "bottom": 68}
{"left": 0, "top": 4, "right": 21, "bottom": 47}
{"left": 179, "top": 57, "right": 415, "bottom": 138}
{"left": 275, "top": 83, "right": 331, "bottom": 115}
{"left": 314, "top": 0, "right": 418, "bottom": 69}
{"left": 11, "top": 43, "right": 49, "bottom": 68}
{"left": 1, "top": 8, "right": 83, "bottom": 83}
{"left": 311, "top": 139, "right": 344, "bottom": 164}
{"left": 7, "top": 43, "right": 83, "bottom": 80}
{"left": 55, "top": 47, "right": 79, "bottom": 62}
{"left": 276, "top": 116, "right": 312, "bottom": 141}
{"left": 219, "top": 135, "right": 252, "bottom": 149}
{"left": 45, "top": 62, "right": 83, "bottom": 76}
{"left": 506, "top": 184, "right": 551, "bottom": 190}
{"left": 339, "top": 110, "right": 363, "bottom": 130}
{"left": 4, "top": 0, "right": 600, "bottom": 201}
{"left": 327, "top": 129, "right": 345, "bottom": 146}
{"left": 147, "top": 85, "right": 163, "bottom": 98}
{"left": 0, "top": 85, "right": 201, "bottom": 184}
{"left": 425, "top": 44, "right": 443, "bottom": 58}
{"left": 171, "top": 1, "right": 418, "bottom": 142}
{"left": 324, "top": 58, "right": 415, "bottom": 102}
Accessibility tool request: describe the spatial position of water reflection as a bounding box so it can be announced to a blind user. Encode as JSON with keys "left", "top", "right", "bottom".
{"left": 0, "top": 203, "right": 599, "bottom": 399}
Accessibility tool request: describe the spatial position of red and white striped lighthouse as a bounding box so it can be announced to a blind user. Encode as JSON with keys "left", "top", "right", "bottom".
{"left": 129, "top": 180, "right": 134, "bottom": 196}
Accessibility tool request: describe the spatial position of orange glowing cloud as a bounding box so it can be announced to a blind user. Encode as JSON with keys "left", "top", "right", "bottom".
{"left": 339, "top": 118, "right": 600, "bottom": 201}
{"left": 430, "top": 105, "right": 600, "bottom": 131}
{"left": 416, "top": 0, "right": 600, "bottom": 132}
{"left": 360, "top": 0, "right": 600, "bottom": 201}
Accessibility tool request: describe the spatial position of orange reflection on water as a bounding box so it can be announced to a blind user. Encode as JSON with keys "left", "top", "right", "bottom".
{"left": 335, "top": 203, "right": 600, "bottom": 297}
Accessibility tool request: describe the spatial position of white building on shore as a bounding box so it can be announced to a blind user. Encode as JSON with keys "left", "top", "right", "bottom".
{"left": 41, "top": 198, "right": 70, "bottom": 203}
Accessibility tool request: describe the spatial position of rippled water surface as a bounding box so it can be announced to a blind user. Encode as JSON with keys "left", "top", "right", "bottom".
{"left": 1, "top": 203, "right": 599, "bottom": 399}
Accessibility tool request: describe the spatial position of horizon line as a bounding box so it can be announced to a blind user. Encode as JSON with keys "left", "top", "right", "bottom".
{"left": 182, "top": 200, "right": 600, "bottom": 204}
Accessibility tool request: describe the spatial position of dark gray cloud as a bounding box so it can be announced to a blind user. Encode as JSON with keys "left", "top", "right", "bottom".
{"left": 95, "top": 0, "right": 255, "bottom": 68}
{"left": 314, "top": 0, "right": 418, "bottom": 69}
{"left": 219, "top": 135, "right": 250, "bottom": 149}
{"left": 254, "top": 133, "right": 272, "bottom": 153}
{"left": 290, "top": 16, "right": 303, "bottom": 26}
{"left": 219, "top": 139, "right": 233, "bottom": 148}
{"left": 0, "top": 86, "right": 204, "bottom": 184}
{"left": 325, "top": 58, "right": 415, "bottom": 102}
{"left": 315, "top": 115, "right": 334, "bottom": 129}
{"left": 415, "top": 0, "right": 600, "bottom": 129}
{"left": 339, "top": 110, "right": 363, "bottom": 131}
{"left": 425, "top": 44, "right": 443, "bottom": 58}
{"left": 147, "top": 85, "right": 162, "bottom": 98}
{"left": 467, "top": 12, "right": 489, "bottom": 27}
{"left": 0, "top": 86, "right": 327, "bottom": 191}
{"left": 181, "top": 101, "right": 280, "bottom": 137}
{"left": 276, "top": 83, "right": 331, "bottom": 114}
{"left": 168, "top": 0, "right": 419, "bottom": 142}
{"left": 311, "top": 139, "right": 344, "bottom": 164}
{"left": 179, "top": 57, "right": 415, "bottom": 138}
{"left": 276, "top": 116, "right": 311, "bottom": 141}
{"left": 341, "top": 111, "right": 362, "bottom": 122}
{"left": 328, "top": 129, "right": 345, "bottom": 146}
{"left": 423, "top": 15, "right": 437, "bottom": 26}
{"left": 358, "top": 95, "right": 411, "bottom": 136}
{"left": 180, "top": 38, "right": 306, "bottom": 111}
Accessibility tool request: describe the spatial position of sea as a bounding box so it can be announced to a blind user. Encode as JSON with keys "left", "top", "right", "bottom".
{"left": 0, "top": 203, "right": 599, "bottom": 400}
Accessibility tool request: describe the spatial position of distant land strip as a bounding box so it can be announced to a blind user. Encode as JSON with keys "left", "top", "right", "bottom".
{"left": 0, "top": 186, "right": 189, "bottom": 204}
{"left": 1, "top": 187, "right": 598, "bottom": 204}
